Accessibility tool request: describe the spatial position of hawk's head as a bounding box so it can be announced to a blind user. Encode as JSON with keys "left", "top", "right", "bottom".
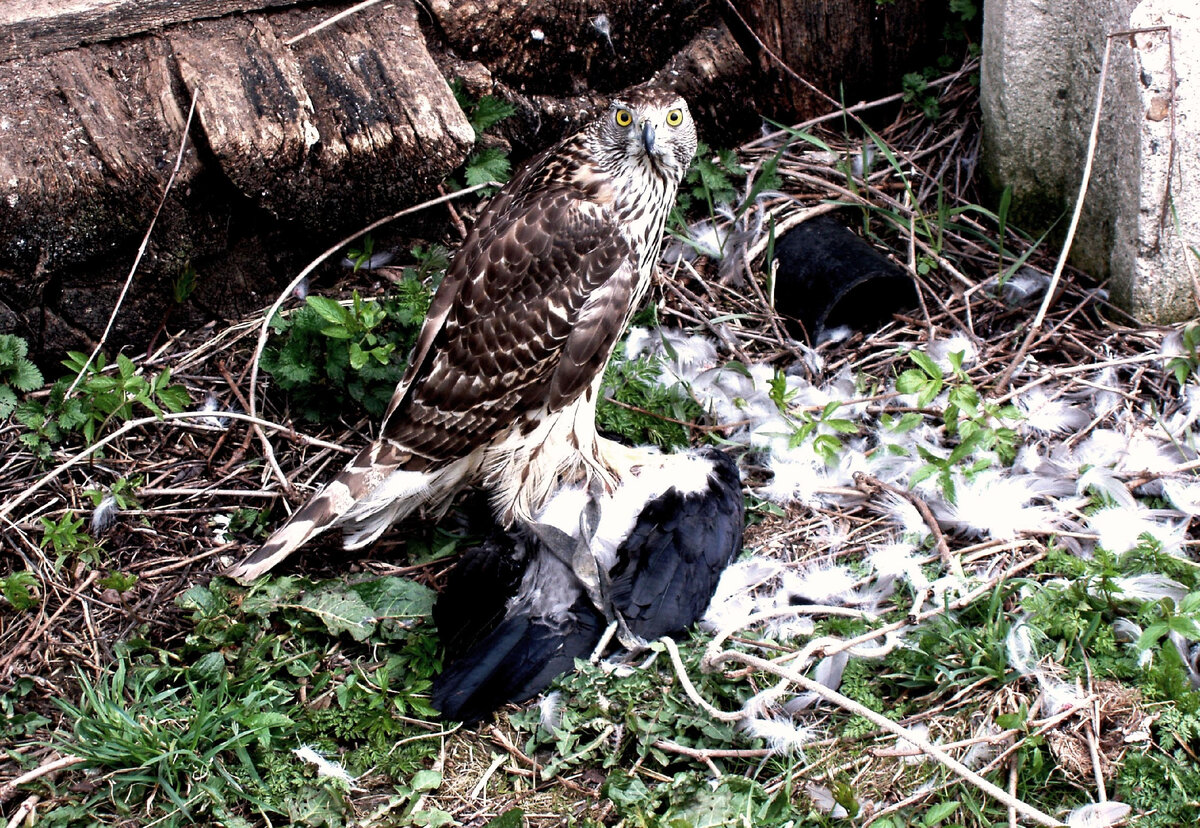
{"left": 595, "top": 88, "right": 697, "bottom": 185}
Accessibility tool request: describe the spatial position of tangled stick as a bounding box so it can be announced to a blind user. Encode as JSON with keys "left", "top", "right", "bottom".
{"left": 659, "top": 636, "right": 1065, "bottom": 827}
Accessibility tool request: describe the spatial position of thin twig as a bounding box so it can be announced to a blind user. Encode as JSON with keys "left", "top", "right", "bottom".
{"left": 0, "top": 411, "right": 348, "bottom": 524}
{"left": 283, "top": 0, "right": 385, "bottom": 46}
{"left": 66, "top": 91, "right": 199, "bottom": 399}
{"left": 995, "top": 33, "right": 1118, "bottom": 390}
{"left": 853, "top": 472, "right": 957, "bottom": 573}
{"left": 246, "top": 183, "right": 499, "bottom": 493}
{"left": 0, "top": 755, "right": 87, "bottom": 804}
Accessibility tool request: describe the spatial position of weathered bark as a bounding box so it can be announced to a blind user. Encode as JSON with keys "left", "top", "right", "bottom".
{"left": 0, "top": 0, "right": 474, "bottom": 359}
{"left": 435, "top": 20, "right": 760, "bottom": 160}
{"left": 0, "top": 0, "right": 319, "bottom": 62}
{"left": 427, "top": 0, "right": 710, "bottom": 96}
{"left": 170, "top": 1, "right": 473, "bottom": 226}
{"left": 726, "top": 0, "right": 953, "bottom": 121}
{"left": 0, "top": 0, "right": 837, "bottom": 361}
{"left": 651, "top": 20, "right": 761, "bottom": 145}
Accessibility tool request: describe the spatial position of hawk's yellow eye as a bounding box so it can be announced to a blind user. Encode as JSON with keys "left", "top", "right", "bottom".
{"left": 666, "top": 108, "right": 683, "bottom": 127}
{"left": 615, "top": 108, "right": 633, "bottom": 127}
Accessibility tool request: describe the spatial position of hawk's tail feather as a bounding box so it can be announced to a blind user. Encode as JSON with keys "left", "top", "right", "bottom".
{"left": 225, "top": 443, "right": 469, "bottom": 583}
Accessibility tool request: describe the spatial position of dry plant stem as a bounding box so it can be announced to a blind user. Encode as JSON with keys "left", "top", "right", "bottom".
{"left": 136, "top": 543, "right": 237, "bottom": 578}
{"left": 0, "top": 411, "right": 345, "bottom": 524}
{"left": 0, "top": 571, "right": 100, "bottom": 678}
{"left": 283, "top": 0, "right": 384, "bottom": 45}
{"left": 706, "top": 604, "right": 877, "bottom": 659}
{"left": 744, "top": 202, "right": 839, "bottom": 264}
{"left": 854, "top": 473, "right": 956, "bottom": 572}
{"left": 468, "top": 753, "right": 509, "bottom": 800}
{"left": 1008, "top": 758, "right": 1019, "bottom": 828}
{"left": 5, "top": 795, "right": 39, "bottom": 828}
{"left": 654, "top": 739, "right": 775, "bottom": 760}
{"left": 1085, "top": 721, "right": 1107, "bottom": 802}
{"left": 692, "top": 644, "right": 1065, "bottom": 827}
{"left": 0, "top": 755, "right": 87, "bottom": 805}
{"left": 246, "top": 182, "right": 498, "bottom": 488}
{"left": 995, "top": 33, "right": 1117, "bottom": 391}
{"left": 66, "top": 91, "right": 199, "bottom": 400}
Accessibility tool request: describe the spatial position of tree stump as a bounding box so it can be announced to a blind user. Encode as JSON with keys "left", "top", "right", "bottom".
{"left": 0, "top": 0, "right": 474, "bottom": 358}
{"left": 426, "top": 0, "right": 710, "bottom": 96}
{"left": 726, "top": 0, "right": 953, "bottom": 121}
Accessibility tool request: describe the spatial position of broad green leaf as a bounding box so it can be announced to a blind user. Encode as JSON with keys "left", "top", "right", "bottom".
{"left": 306, "top": 296, "right": 349, "bottom": 326}
{"left": 157, "top": 385, "right": 192, "bottom": 412}
{"left": 410, "top": 769, "right": 442, "bottom": 792}
{"left": 465, "top": 147, "right": 512, "bottom": 189}
{"left": 1, "top": 571, "right": 39, "bottom": 612}
{"left": 12, "top": 359, "right": 43, "bottom": 392}
{"left": 351, "top": 576, "right": 435, "bottom": 619}
{"left": 480, "top": 809, "right": 524, "bottom": 828}
{"left": 909, "top": 350, "right": 943, "bottom": 380}
{"left": 297, "top": 585, "right": 377, "bottom": 641}
{"left": 116, "top": 353, "right": 136, "bottom": 379}
{"left": 924, "top": 799, "right": 960, "bottom": 826}
{"left": 190, "top": 651, "right": 226, "bottom": 682}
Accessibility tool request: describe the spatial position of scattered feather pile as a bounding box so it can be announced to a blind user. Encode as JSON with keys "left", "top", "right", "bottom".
{"left": 620, "top": 310, "right": 1200, "bottom": 750}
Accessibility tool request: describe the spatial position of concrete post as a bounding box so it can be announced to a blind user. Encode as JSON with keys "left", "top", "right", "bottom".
{"left": 981, "top": 0, "right": 1198, "bottom": 323}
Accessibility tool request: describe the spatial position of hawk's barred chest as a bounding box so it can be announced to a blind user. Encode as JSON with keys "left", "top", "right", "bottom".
{"left": 224, "top": 90, "right": 699, "bottom": 579}
{"left": 516, "top": 99, "right": 692, "bottom": 318}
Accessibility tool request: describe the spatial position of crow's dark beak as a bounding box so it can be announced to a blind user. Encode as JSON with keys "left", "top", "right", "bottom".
{"left": 641, "top": 121, "right": 656, "bottom": 155}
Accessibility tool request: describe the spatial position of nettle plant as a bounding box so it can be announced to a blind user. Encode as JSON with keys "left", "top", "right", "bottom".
{"left": 896, "top": 349, "right": 1018, "bottom": 499}
{"left": 0, "top": 334, "right": 43, "bottom": 419}
{"left": 451, "top": 81, "right": 517, "bottom": 195}
{"left": 262, "top": 250, "right": 441, "bottom": 423}
{"left": 15, "top": 350, "right": 190, "bottom": 461}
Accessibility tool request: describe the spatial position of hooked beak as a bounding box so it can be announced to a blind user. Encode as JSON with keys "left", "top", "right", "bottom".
{"left": 641, "top": 120, "right": 656, "bottom": 155}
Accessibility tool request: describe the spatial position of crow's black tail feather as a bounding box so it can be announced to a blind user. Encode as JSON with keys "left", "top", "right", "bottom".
{"left": 432, "top": 598, "right": 605, "bottom": 724}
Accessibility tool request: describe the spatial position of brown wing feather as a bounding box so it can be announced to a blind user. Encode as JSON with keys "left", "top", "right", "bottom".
{"left": 382, "top": 186, "right": 634, "bottom": 460}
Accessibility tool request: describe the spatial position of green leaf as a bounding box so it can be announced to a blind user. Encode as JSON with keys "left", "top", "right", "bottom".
{"left": 469, "top": 95, "right": 516, "bottom": 135}
{"left": 923, "top": 800, "right": 960, "bottom": 826}
{"left": 896, "top": 368, "right": 933, "bottom": 396}
{"left": 190, "top": 651, "right": 227, "bottom": 682}
{"left": 245, "top": 711, "right": 294, "bottom": 731}
{"left": 410, "top": 769, "right": 442, "bottom": 792}
{"left": 0, "top": 385, "right": 16, "bottom": 419}
{"left": 296, "top": 585, "right": 377, "bottom": 641}
{"left": 11, "top": 359, "right": 43, "bottom": 392}
{"left": 176, "top": 584, "right": 219, "bottom": 614}
{"left": 826, "top": 418, "right": 859, "bottom": 435}
{"left": 156, "top": 385, "right": 192, "bottom": 413}
{"left": 115, "top": 353, "right": 136, "bottom": 379}
{"left": 909, "top": 464, "right": 941, "bottom": 488}
{"left": 306, "top": 296, "right": 349, "bottom": 326}
{"left": 480, "top": 809, "right": 524, "bottom": 828}
{"left": 465, "top": 147, "right": 512, "bottom": 189}
{"left": 1, "top": 571, "right": 39, "bottom": 612}
{"left": 1136, "top": 622, "right": 1169, "bottom": 651}
{"left": 350, "top": 576, "right": 435, "bottom": 619}
{"left": 97, "top": 571, "right": 138, "bottom": 592}
{"left": 0, "top": 334, "right": 27, "bottom": 364}
{"left": 908, "top": 350, "right": 942, "bottom": 380}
